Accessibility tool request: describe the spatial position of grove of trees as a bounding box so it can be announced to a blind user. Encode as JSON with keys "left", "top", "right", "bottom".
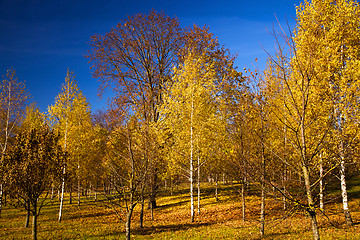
{"left": 2, "top": 1, "right": 360, "bottom": 240}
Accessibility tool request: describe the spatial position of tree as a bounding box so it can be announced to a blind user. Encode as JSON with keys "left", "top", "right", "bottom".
{"left": 160, "top": 51, "right": 221, "bottom": 222}
{"left": 258, "top": 23, "right": 334, "bottom": 239}
{"left": 2, "top": 125, "right": 64, "bottom": 240}
{"left": 104, "top": 117, "right": 151, "bottom": 240}
{"left": 48, "top": 70, "right": 91, "bottom": 219}
{"left": 20, "top": 103, "right": 46, "bottom": 227}
{"left": 294, "top": 0, "right": 360, "bottom": 226}
{"left": 88, "top": 10, "right": 186, "bottom": 213}
{"left": 87, "top": 11, "right": 240, "bottom": 215}
{"left": 0, "top": 68, "right": 29, "bottom": 217}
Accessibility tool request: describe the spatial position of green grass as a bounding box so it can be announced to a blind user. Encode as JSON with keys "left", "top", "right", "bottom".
{"left": 1, "top": 182, "right": 360, "bottom": 239}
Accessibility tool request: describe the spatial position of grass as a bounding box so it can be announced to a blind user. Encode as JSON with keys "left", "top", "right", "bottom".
{"left": 1, "top": 181, "right": 360, "bottom": 239}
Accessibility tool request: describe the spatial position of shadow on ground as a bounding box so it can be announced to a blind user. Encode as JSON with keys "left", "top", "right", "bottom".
{"left": 133, "top": 222, "right": 215, "bottom": 236}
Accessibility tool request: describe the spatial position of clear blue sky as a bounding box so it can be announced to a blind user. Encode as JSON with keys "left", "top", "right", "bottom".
{"left": 0, "top": 0, "right": 300, "bottom": 112}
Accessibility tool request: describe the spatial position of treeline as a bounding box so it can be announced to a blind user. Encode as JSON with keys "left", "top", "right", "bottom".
{"left": 1, "top": 1, "right": 360, "bottom": 240}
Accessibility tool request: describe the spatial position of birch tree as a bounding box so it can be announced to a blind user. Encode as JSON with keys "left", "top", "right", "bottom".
{"left": 160, "top": 51, "right": 220, "bottom": 222}
{"left": 0, "top": 68, "right": 29, "bottom": 217}
{"left": 295, "top": 0, "right": 360, "bottom": 226}
{"left": 48, "top": 70, "right": 91, "bottom": 220}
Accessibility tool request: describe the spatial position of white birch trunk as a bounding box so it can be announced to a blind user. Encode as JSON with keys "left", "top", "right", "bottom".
{"left": 197, "top": 155, "right": 200, "bottom": 215}
{"left": 190, "top": 95, "right": 195, "bottom": 223}
{"left": 58, "top": 109, "right": 68, "bottom": 222}
{"left": 319, "top": 152, "right": 324, "bottom": 210}
{"left": 340, "top": 145, "right": 353, "bottom": 226}
{"left": 0, "top": 184, "right": 3, "bottom": 217}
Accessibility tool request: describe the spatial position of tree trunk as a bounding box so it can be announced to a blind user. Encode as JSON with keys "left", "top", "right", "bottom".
{"left": 25, "top": 201, "right": 30, "bottom": 227}
{"left": 260, "top": 181, "right": 265, "bottom": 236}
{"left": 0, "top": 183, "right": 3, "bottom": 218}
{"left": 69, "top": 183, "right": 72, "bottom": 204}
{"left": 148, "top": 192, "right": 156, "bottom": 219}
{"left": 241, "top": 179, "right": 246, "bottom": 222}
{"left": 197, "top": 155, "right": 201, "bottom": 216}
{"left": 189, "top": 95, "right": 195, "bottom": 223}
{"left": 139, "top": 198, "right": 145, "bottom": 228}
{"left": 32, "top": 214, "right": 38, "bottom": 240}
{"left": 125, "top": 204, "right": 135, "bottom": 240}
{"left": 283, "top": 166, "right": 287, "bottom": 212}
{"left": 78, "top": 175, "right": 81, "bottom": 207}
{"left": 51, "top": 185, "right": 54, "bottom": 200}
{"left": 190, "top": 155, "right": 194, "bottom": 223}
{"left": 171, "top": 178, "right": 174, "bottom": 196}
{"left": 139, "top": 196, "right": 145, "bottom": 228}
{"left": 303, "top": 165, "right": 320, "bottom": 240}
{"left": 215, "top": 175, "right": 219, "bottom": 202}
{"left": 94, "top": 183, "right": 97, "bottom": 202}
{"left": 340, "top": 156, "right": 353, "bottom": 226}
{"left": 58, "top": 172, "right": 65, "bottom": 222}
{"left": 260, "top": 142, "right": 266, "bottom": 237}
{"left": 319, "top": 153, "right": 324, "bottom": 211}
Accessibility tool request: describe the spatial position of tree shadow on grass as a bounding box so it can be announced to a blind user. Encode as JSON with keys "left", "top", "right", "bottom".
{"left": 66, "top": 210, "right": 114, "bottom": 220}
{"left": 133, "top": 222, "right": 215, "bottom": 236}
{"left": 156, "top": 199, "right": 189, "bottom": 210}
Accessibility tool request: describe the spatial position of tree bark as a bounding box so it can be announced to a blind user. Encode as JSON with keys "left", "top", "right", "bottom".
{"left": 340, "top": 154, "right": 353, "bottom": 226}
{"left": 190, "top": 94, "right": 195, "bottom": 223}
{"left": 78, "top": 174, "right": 81, "bottom": 207}
{"left": 197, "top": 155, "right": 201, "bottom": 216}
{"left": 125, "top": 204, "right": 136, "bottom": 240}
{"left": 69, "top": 183, "right": 73, "bottom": 204}
{"left": 58, "top": 171, "right": 65, "bottom": 222}
{"left": 25, "top": 200, "right": 30, "bottom": 228}
{"left": 32, "top": 214, "right": 38, "bottom": 240}
{"left": 241, "top": 179, "right": 246, "bottom": 222}
{"left": 0, "top": 183, "right": 3, "bottom": 217}
{"left": 319, "top": 153, "right": 324, "bottom": 211}
{"left": 260, "top": 181, "right": 265, "bottom": 236}
{"left": 51, "top": 185, "right": 54, "bottom": 201}
{"left": 303, "top": 165, "right": 320, "bottom": 240}
{"left": 260, "top": 138, "right": 266, "bottom": 236}
{"left": 139, "top": 195, "right": 144, "bottom": 228}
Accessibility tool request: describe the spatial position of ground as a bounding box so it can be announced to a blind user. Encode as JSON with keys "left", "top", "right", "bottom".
{"left": 1, "top": 181, "right": 360, "bottom": 239}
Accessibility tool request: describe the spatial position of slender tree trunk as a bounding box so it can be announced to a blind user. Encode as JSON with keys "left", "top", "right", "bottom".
{"left": 189, "top": 94, "right": 195, "bottom": 223}
{"left": 51, "top": 185, "right": 54, "bottom": 201}
{"left": 215, "top": 175, "right": 219, "bottom": 202}
{"left": 69, "top": 183, "right": 72, "bottom": 204}
{"left": 25, "top": 201, "right": 30, "bottom": 227}
{"left": 260, "top": 180, "right": 265, "bottom": 236}
{"left": 283, "top": 166, "right": 287, "bottom": 212}
{"left": 58, "top": 168, "right": 65, "bottom": 222}
{"left": 303, "top": 165, "right": 320, "bottom": 240}
{"left": 241, "top": 178, "right": 246, "bottom": 222}
{"left": 139, "top": 195, "right": 145, "bottom": 228}
{"left": 125, "top": 204, "right": 136, "bottom": 240}
{"left": 319, "top": 153, "right": 324, "bottom": 211}
{"left": 32, "top": 213, "right": 38, "bottom": 240}
{"left": 0, "top": 183, "right": 3, "bottom": 217}
{"left": 197, "top": 155, "right": 201, "bottom": 216}
{"left": 94, "top": 183, "right": 97, "bottom": 201}
{"left": 340, "top": 150, "right": 353, "bottom": 226}
{"left": 32, "top": 199, "right": 38, "bottom": 240}
{"left": 260, "top": 143, "right": 266, "bottom": 236}
{"left": 171, "top": 178, "right": 174, "bottom": 196}
{"left": 283, "top": 118, "right": 287, "bottom": 212}
{"left": 78, "top": 174, "right": 81, "bottom": 207}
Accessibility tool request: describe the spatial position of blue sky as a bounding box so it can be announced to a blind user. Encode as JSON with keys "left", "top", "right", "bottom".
{"left": 0, "top": 0, "right": 300, "bottom": 112}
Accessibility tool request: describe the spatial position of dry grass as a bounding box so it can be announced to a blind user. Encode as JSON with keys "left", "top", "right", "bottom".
{"left": 1, "top": 182, "right": 360, "bottom": 239}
